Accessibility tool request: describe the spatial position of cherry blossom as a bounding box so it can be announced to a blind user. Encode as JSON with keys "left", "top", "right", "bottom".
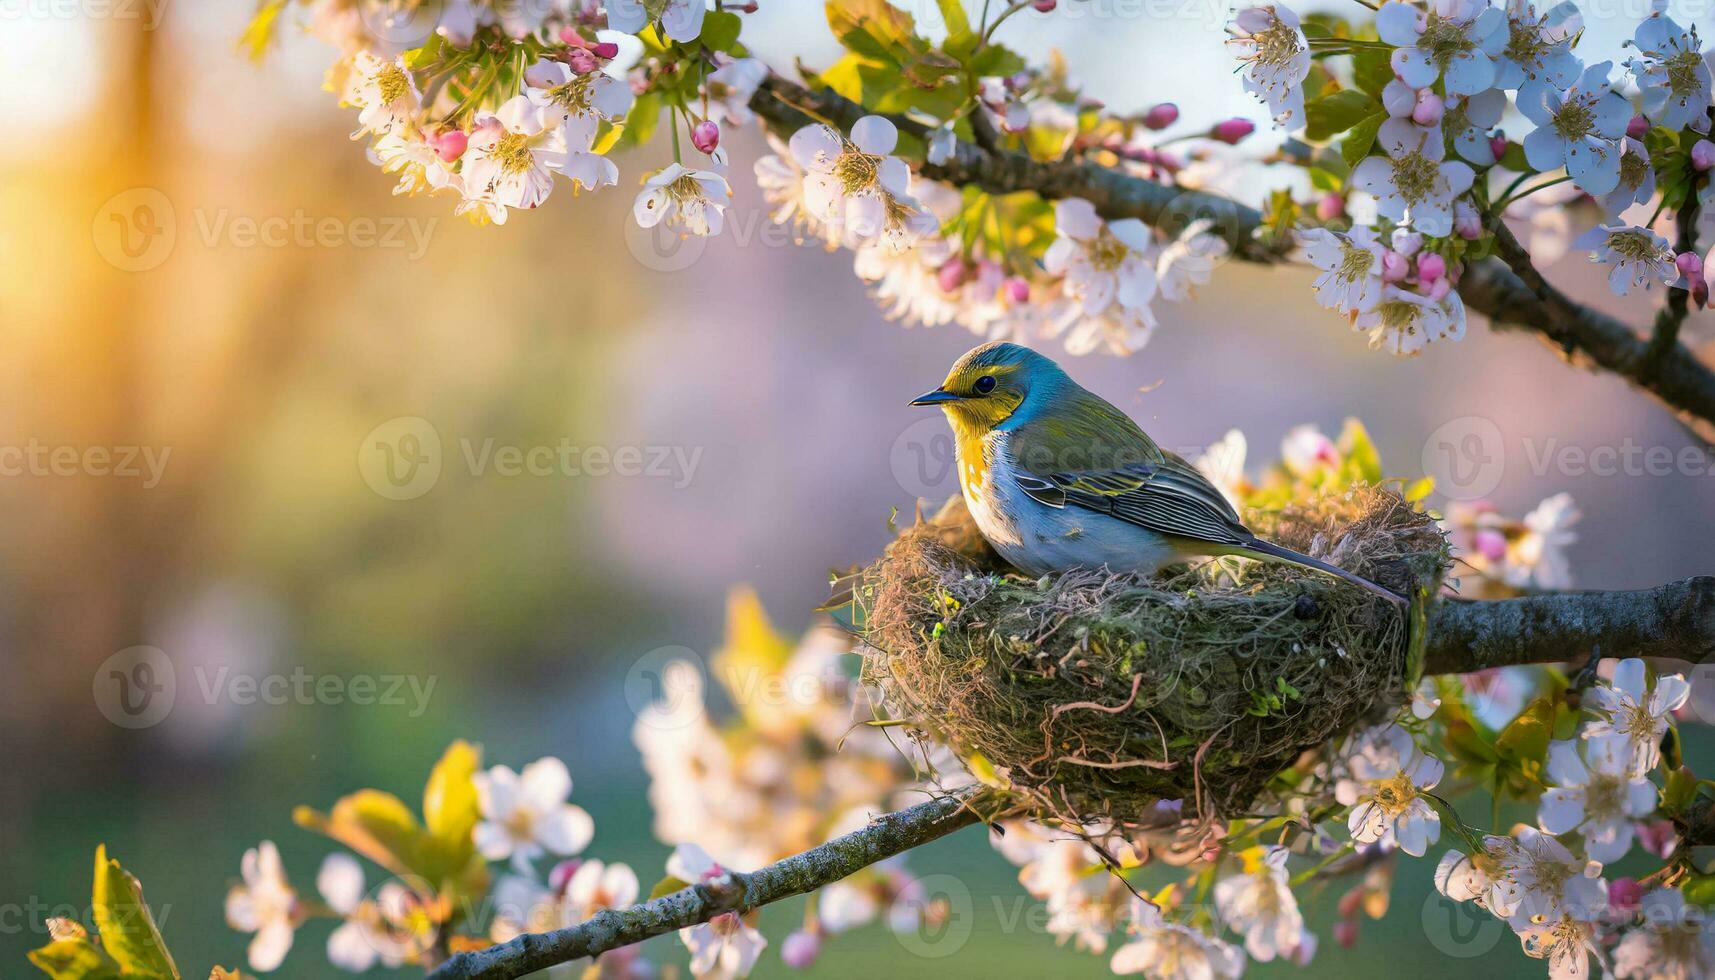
{"left": 1583, "top": 658, "right": 1691, "bottom": 773}
{"left": 1110, "top": 898, "right": 1245, "bottom": 979}
{"left": 1486, "top": 825, "right": 1608, "bottom": 928}
{"left": 1375, "top": 0, "right": 1508, "bottom": 97}
{"left": 1353, "top": 286, "right": 1467, "bottom": 356}
{"left": 788, "top": 116, "right": 929, "bottom": 250}
{"left": 1519, "top": 62, "right": 1632, "bottom": 197}
{"left": 1538, "top": 735, "right": 1659, "bottom": 863}
{"left": 224, "top": 841, "right": 300, "bottom": 972}
{"left": 1335, "top": 723, "right": 1444, "bottom": 855}
{"left": 473, "top": 756, "right": 596, "bottom": 872}
{"left": 634, "top": 164, "right": 732, "bottom": 237}
{"left": 1611, "top": 888, "right": 1715, "bottom": 979}
{"left": 1575, "top": 223, "right": 1678, "bottom": 296}
{"left": 1301, "top": 226, "right": 1385, "bottom": 313}
{"left": 1350, "top": 119, "right": 1475, "bottom": 235}
{"left": 1624, "top": 13, "right": 1712, "bottom": 133}
{"left": 1493, "top": 0, "right": 1583, "bottom": 89}
{"left": 668, "top": 843, "right": 768, "bottom": 980}
{"left": 1228, "top": 4, "right": 1312, "bottom": 127}
{"left": 348, "top": 52, "right": 420, "bottom": 139}
{"left": 606, "top": 0, "right": 706, "bottom": 43}
{"left": 1214, "top": 846, "right": 1305, "bottom": 960}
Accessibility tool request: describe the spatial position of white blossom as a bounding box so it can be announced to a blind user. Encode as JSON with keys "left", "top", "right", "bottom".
{"left": 1214, "top": 846, "right": 1304, "bottom": 961}
{"left": 1228, "top": 4, "right": 1311, "bottom": 126}
{"left": 1375, "top": 0, "right": 1508, "bottom": 96}
{"left": 1612, "top": 888, "right": 1715, "bottom": 980}
{"left": 788, "top": 116, "right": 931, "bottom": 249}
{"left": 349, "top": 52, "right": 419, "bottom": 139}
{"left": 606, "top": 0, "right": 706, "bottom": 42}
{"left": 1625, "top": 13, "right": 1712, "bottom": 133}
{"left": 1335, "top": 723, "right": 1444, "bottom": 856}
{"left": 1519, "top": 62, "right": 1632, "bottom": 198}
{"left": 473, "top": 756, "right": 596, "bottom": 872}
{"left": 1494, "top": 0, "right": 1583, "bottom": 89}
{"left": 1301, "top": 226, "right": 1385, "bottom": 313}
{"left": 1486, "top": 825, "right": 1608, "bottom": 928}
{"left": 1574, "top": 223, "right": 1678, "bottom": 296}
{"left": 224, "top": 841, "right": 298, "bottom": 972}
{"left": 1110, "top": 898, "right": 1245, "bottom": 979}
{"left": 634, "top": 163, "right": 732, "bottom": 237}
{"left": 1353, "top": 285, "right": 1467, "bottom": 356}
{"left": 1584, "top": 658, "right": 1692, "bottom": 773}
{"left": 1539, "top": 735, "right": 1659, "bottom": 863}
{"left": 1350, "top": 119, "right": 1475, "bottom": 235}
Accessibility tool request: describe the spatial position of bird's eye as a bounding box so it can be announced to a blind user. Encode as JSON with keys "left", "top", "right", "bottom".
{"left": 974, "top": 375, "right": 997, "bottom": 394}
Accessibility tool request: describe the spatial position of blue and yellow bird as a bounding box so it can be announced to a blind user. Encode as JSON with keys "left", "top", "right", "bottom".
{"left": 910, "top": 341, "right": 1402, "bottom": 603}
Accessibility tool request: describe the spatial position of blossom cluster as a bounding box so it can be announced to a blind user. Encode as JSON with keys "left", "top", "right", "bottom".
{"left": 1272, "top": 0, "right": 1713, "bottom": 355}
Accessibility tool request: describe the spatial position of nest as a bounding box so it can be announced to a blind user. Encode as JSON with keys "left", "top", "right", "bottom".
{"left": 856, "top": 484, "right": 1450, "bottom": 830}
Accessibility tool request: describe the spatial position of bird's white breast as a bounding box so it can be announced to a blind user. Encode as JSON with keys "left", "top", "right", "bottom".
{"left": 960, "top": 430, "right": 1179, "bottom": 577}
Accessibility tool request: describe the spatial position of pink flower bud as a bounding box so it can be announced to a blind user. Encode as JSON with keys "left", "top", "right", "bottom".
{"left": 548, "top": 859, "right": 583, "bottom": 894}
{"left": 1417, "top": 252, "right": 1447, "bottom": 284}
{"left": 1454, "top": 204, "right": 1482, "bottom": 240}
{"left": 1693, "top": 140, "right": 1715, "bottom": 172}
{"left": 1210, "top": 118, "right": 1255, "bottom": 144}
{"left": 1474, "top": 528, "right": 1507, "bottom": 562}
{"left": 593, "top": 41, "right": 619, "bottom": 59}
{"left": 1489, "top": 135, "right": 1509, "bottom": 162}
{"left": 1609, "top": 878, "right": 1644, "bottom": 912}
{"left": 559, "top": 27, "right": 588, "bottom": 47}
{"left": 937, "top": 259, "right": 970, "bottom": 292}
{"left": 692, "top": 119, "right": 721, "bottom": 154}
{"left": 568, "top": 49, "right": 598, "bottom": 74}
{"left": 1411, "top": 91, "right": 1444, "bottom": 127}
{"left": 1143, "top": 103, "right": 1179, "bottom": 130}
{"left": 1637, "top": 820, "right": 1679, "bottom": 858}
{"left": 1316, "top": 192, "right": 1345, "bottom": 222}
{"left": 1336, "top": 889, "right": 1362, "bottom": 919}
{"left": 1426, "top": 276, "right": 1452, "bottom": 301}
{"left": 782, "top": 930, "right": 821, "bottom": 969}
{"left": 1627, "top": 114, "right": 1650, "bottom": 139}
{"left": 1032, "top": 0, "right": 1057, "bottom": 9}
{"left": 1004, "top": 276, "right": 1031, "bottom": 303}
{"left": 1677, "top": 250, "right": 1703, "bottom": 280}
{"left": 431, "top": 129, "right": 469, "bottom": 162}
{"left": 1334, "top": 919, "right": 1359, "bottom": 949}
{"left": 1381, "top": 250, "right": 1409, "bottom": 283}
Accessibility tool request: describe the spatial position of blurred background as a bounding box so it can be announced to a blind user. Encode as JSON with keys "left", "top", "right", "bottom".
{"left": 4, "top": 1, "right": 1714, "bottom": 976}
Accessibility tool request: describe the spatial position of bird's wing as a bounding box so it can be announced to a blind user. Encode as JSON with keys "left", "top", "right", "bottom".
{"left": 1013, "top": 451, "right": 1252, "bottom": 547}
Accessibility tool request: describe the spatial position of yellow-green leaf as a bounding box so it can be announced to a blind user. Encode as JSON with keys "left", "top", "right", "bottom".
{"left": 28, "top": 939, "right": 123, "bottom": 980}
{"left": 295, "top": 791, "right": 422, "bottom": 878}
{"left": 238, "top": 0, "right": 288, "bottom": 62}
{"left": 420, "top": 740, "right": 483, "bottom": 890}
{"left": 1496, "top": 696, "right": 1554, "bottom": 767}
{"left": 91, "top": 846, "right": 179, "bottom": 980}
{"left": 648, "top": 875, "right": 692, "bottom": 900}
{"left": 1336, "top": 418, "right": 1384, "bottom": 485}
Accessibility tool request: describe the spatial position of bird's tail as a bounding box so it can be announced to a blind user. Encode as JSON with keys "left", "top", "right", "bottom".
{"left": 1233, "top": 538, "right": 1407, "bottom": 606}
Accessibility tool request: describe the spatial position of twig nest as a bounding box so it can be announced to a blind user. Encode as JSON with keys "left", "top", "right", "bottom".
{"left": 857, "top": 485, "right": 1449, "bottom": 827}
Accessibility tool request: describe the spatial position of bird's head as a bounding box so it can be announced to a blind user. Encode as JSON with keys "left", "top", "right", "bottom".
{"left": 909, "top": 342, "right": 1065, "bottom": 432}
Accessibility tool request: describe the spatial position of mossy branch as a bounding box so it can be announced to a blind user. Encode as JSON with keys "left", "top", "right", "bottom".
{"left": 749, "top": 75, "right": 1715, "bottom": 443}
{"left": 426, "top": 791, "right": 988, "bottom": 980}
{"left": 1423, "top": 576, "right": 1715, "bottom": 674}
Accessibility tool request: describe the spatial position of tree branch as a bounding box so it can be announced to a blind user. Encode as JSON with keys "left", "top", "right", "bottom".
{"left": 427, "top": 791, "right": 989, "bottom": 980}
{"left": 750, "top": 75, "right": 1715, "bottom": 442}
{"left": 1423, "top": 576, "right": 1715, "bottom": 674}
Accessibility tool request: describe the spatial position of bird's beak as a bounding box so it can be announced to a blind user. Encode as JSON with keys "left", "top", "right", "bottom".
{"left": 909, "top": 388, "right": 961, "bottom": 406}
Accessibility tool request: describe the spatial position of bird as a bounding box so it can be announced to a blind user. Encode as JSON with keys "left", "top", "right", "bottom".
{"left": 908, "top": 341, "right": 1404, "bottom": 604}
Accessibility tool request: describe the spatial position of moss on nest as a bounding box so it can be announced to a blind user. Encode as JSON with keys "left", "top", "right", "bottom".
{"left": 856, "top": 484, "right": 1450, "bottom": 828}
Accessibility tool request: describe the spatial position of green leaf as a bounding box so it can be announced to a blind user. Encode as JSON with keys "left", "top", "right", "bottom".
{"left": 28, "top": 939, "right": 123, "bottom": 980}
{"left": 965, "top": 43, "right": 1024, "bottom": 79}
{"left": 826, "top": 0, "right": 922, "bottom": 62}
{"left": 1304, "top": 90, "right": 1381, "bottom": 142}
{"left": 295, "top": 790, "right": 423, "bottom": 878}
{"left": 1341, "top": 112, "right": 1386, "bottom": 168}
{"left": 937, "top": 0, "right": 974, "bottom": 51}
{"left": 700, "top": 10, "right": 743, "bottom": 52}
{"left": 1498, "top": 141, "right": 1532, "bottom": 173}
{"left": 649, "top": 875, "right": 692, "bottom": 900}
{"left": 91, "top": 846, "right": 179, "bottom": 979}
{"left": 1683, "top": 873, "right": 1715, "bottom": 909}
{"left": 1336, "top": 418, "right": 1383, "bottom": 484}
{"left": 420, "top": 740, "right": 482, "bottom": 887}
{"left": 1495, "top": 696, "right": 1555, "bottom": 781}
{"left": 901, "top": 49, "right": 963, "bottom": 88}
{"left": 1351, "top": 49, "right": 1393, "bottom": 99}
{"left": 618, "top": 92, "right": 663, "bottom": 148}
